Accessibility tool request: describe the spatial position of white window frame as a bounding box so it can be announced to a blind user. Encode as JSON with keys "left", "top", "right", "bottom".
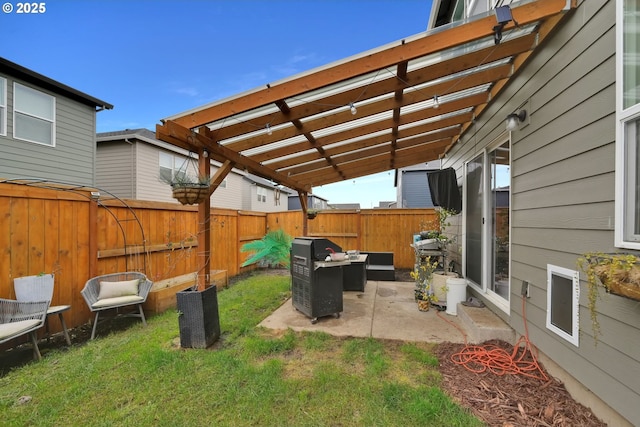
{"left": 0, "top": 77, "right": 6, "bottom": 136}
{"left": 13, "top": 82, "right": 55, "bottom": 146}
{"left": 615, "top": 0, "right": 640, "bottom": 249}
{"left": 546, "top": 264, "right": 580, "bottom": 347}
{"left": 159, "top": 152, "right": 193, "bottom": 182}
{"left": 257, "top": 186, "right": 267, "bottom": 203}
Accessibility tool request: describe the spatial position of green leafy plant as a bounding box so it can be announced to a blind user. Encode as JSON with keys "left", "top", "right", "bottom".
{"left": 419, "top": 208, "right": 457, "bottom": 250}
{"left": 161, "top": 173, "right": 210, "bottom": 188}
{"left": 240, "top": 229, "right": 293, "bottom": 268}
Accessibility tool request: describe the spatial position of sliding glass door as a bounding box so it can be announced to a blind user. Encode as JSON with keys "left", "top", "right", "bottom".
{"left": 465, "top": 153, "right": 484, "bottom": 287}
{"left": 489, "top": 141, "right": 510, "bottom": 301}
{"left": 464, "top": 139, "right": 511, "bottom": 312}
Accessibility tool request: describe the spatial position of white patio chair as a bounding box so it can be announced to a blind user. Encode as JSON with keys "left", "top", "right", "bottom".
{"left": 80, "top": 272, "right": 153, "bottom": 339}
{"left": 14, "top": 273, "right": 72, "bottom": 345}
{"left": 0, "top": 298, "right": 50, "bottom": 360}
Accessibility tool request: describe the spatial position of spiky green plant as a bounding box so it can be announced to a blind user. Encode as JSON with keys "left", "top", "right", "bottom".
{"left": 240, "top": 229, "right": 293, "bottom": 268}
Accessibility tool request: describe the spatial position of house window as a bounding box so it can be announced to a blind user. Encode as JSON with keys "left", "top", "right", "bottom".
{"left": 0, "top": 77, "right": 6, "bottom": 136}
{"left": 159, "top": 152, "right": 189, "bottom": 182}
{"left": 257, "top": 186, "right": 267, "bottom": 203}
{"left": 13, "top": 83, "right": 55, "bottom": 146}
{"left": 546, "top": 265, "right": 580, "bottom": 347}
{"left": 616, "top": 0, "right": 640, "bottom": 248}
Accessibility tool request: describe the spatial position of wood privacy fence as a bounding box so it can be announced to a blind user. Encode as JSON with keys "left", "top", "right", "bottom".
{"left": 0, "top": 182, "right": 437, "bottom": 334}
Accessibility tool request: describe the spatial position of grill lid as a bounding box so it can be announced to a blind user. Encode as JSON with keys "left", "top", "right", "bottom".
{"left": 292, "top": 237, "right": 343, "bottom": 261}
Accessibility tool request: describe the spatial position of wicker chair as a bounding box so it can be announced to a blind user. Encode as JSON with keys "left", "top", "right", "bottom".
{"left": 81, "top": 272, "right": 153, "bottom": 340}
{"left": 0, "top": 299, "right": 50, "bottom": 360}
{"left": 14, "top": 273, "right": 72, "bottom": 345}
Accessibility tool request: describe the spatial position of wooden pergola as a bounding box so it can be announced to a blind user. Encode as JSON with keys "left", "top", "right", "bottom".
{"left": 156, "top": 0, "right": 575, "bottom": 290}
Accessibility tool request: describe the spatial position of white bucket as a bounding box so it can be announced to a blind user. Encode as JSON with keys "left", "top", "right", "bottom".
{"left": 445, "top": 278, "right": 467, "bottom": 316}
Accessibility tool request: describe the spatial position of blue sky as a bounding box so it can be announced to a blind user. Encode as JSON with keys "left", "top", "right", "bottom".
{"left": 1, "top": 0, "right": 433, "bottom": 207}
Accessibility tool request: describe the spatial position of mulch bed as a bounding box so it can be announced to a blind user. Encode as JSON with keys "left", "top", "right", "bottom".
{"left": 434, "top": 340, "right": 607, "bottom": 427}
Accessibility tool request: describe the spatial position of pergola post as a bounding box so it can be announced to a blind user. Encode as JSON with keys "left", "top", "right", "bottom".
{"left": 196, "top": 150, "right": 211, "bottom": 291}
{"left": 298, "top": 190, "right": 309, "bottom": 236}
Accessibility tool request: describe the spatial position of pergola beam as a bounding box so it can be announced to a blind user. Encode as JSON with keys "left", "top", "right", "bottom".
{"left": 168, "top": 0, "right": 569, "bottom": 130}
{"left": 156, "top": 121, "right": 311, "bottom": 192}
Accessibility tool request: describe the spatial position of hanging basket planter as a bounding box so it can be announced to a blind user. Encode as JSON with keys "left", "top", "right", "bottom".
{"left": 578, "top": 252, "right": 640, "bottom": 344}
{"left": 171, "top": 184, "right": 210, "bottom": 205}
{"left": 580, "top": 253, "right": 640, "bottom": 302}
{"left": 590, "top": 257, "right": 640, "bottom": 302}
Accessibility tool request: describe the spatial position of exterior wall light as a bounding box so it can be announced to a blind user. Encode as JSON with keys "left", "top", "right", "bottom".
{"left": 506, "top": 110, "right": 527, "bottom": 131}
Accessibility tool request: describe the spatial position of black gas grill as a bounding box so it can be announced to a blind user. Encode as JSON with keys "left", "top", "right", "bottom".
{"left": 291, "top": 237, "right": 345, "bottom": 323}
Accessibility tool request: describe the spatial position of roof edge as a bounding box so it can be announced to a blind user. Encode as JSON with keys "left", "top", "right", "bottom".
{"left": 0, "top": 57, "right": 113, "bottom": 110}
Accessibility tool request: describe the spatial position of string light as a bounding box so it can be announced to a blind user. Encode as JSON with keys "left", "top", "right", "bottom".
{"left": 433, "top": 95, "right": 440, "bottom": 109}
{"left": 266, "top": 123, "right": 272, "bottom": 135}
{"left": 349, "top": 102, "right": 357, "bottom": 115}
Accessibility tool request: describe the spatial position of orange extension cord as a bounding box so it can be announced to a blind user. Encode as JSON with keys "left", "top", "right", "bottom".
{"left": 437, "top": 296, "right": 548, "bottom": 381}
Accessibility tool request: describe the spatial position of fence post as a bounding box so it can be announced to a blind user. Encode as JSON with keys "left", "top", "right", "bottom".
{"left": 88, "top": 198, "right": 98, "bottom": 279}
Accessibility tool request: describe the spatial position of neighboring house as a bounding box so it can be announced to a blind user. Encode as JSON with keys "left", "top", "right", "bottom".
{"left": 395, "top": 161, "right": 441, "bottom": 208}
{"left": 243, "top": 173, "right": 295, "bottom": 213}
{"left": 0, "top": 57, "right": 112, "bottom": 185}
{"left": 430, "top": 1, "right": 638, "bottom": 425}
{"left": 377, "top": 201, "right": 397, "bottom": 208}
{"left": 96, "top": 129, "right": 293, "bottom": 211}
{"left": 288, "top": 193, "right": 329, "bottom": 211}
{"left": 328, "top": 203, "right": 361, "bottom": 210}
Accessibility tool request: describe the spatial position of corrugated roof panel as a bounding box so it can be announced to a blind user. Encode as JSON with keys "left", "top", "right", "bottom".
{"left": 311, "top": 110, "right": 394, "bottom": 139}
{"left": 240, "top": 134, "right": 309, "bottom": 157}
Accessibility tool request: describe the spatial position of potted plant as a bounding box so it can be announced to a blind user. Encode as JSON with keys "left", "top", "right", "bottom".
{"left": 578, "top": 252, "right": 640, "bottom": 343}
{"left": 240, "top": 229, "right": 293, "bottom": 268}
{"left": 306, "top": 209, "right": 319, "bottom": 220}
{"left": 410, "top": 256, "right": 439, "bottom": 311}
{"left": 163, "top": 174, "right": 211, "bottom": 205}
{"left": 420, "top": 208, "right": 458, "bottom": 299}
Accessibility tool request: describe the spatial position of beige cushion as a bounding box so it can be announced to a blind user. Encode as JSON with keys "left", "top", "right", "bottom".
{"left": 97, "top": 279, "right": 139, "bottom": 300}
{"left": 0, "top": 319, "right": 41, "bottom": 340}
{"left": 92, "top": 295, "right": 144, "bottom": 309}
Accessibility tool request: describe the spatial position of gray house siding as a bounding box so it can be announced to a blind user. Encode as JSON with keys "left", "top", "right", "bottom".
{"left": 136, "top": 143, "right": 170, "bottom": 203}
{"left": 213, "top": 173, "right": 242, "bottom": 210}
{"left": 400, "top": 170, "right": 435, "bottom": 208}
{"left": 443, "top": 1, "right": 638, "bottom": 424}
{"left": 96, "top": 141, "right": 135, "bottom": 198}
{"left": 0, "top": 75, "right": 98, "bottom": 185}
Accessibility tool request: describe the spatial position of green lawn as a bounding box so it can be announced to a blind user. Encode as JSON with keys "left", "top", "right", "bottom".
{"left": 0, "top": 273, "right": 482, "bottom": 427}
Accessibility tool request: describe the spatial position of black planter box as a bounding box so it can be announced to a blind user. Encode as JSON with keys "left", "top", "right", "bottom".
{"left": 176, "top": 285, "right": 220, "bottom": 348}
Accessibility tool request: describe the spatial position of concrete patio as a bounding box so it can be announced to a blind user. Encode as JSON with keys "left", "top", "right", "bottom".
{"left": 260, "top": 279, "right": 515, "bottom": 344}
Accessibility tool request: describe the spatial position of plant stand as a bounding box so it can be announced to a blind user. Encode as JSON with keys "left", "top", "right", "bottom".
{"left": 176, "top": 284, "right": 220, "bottom": 348}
